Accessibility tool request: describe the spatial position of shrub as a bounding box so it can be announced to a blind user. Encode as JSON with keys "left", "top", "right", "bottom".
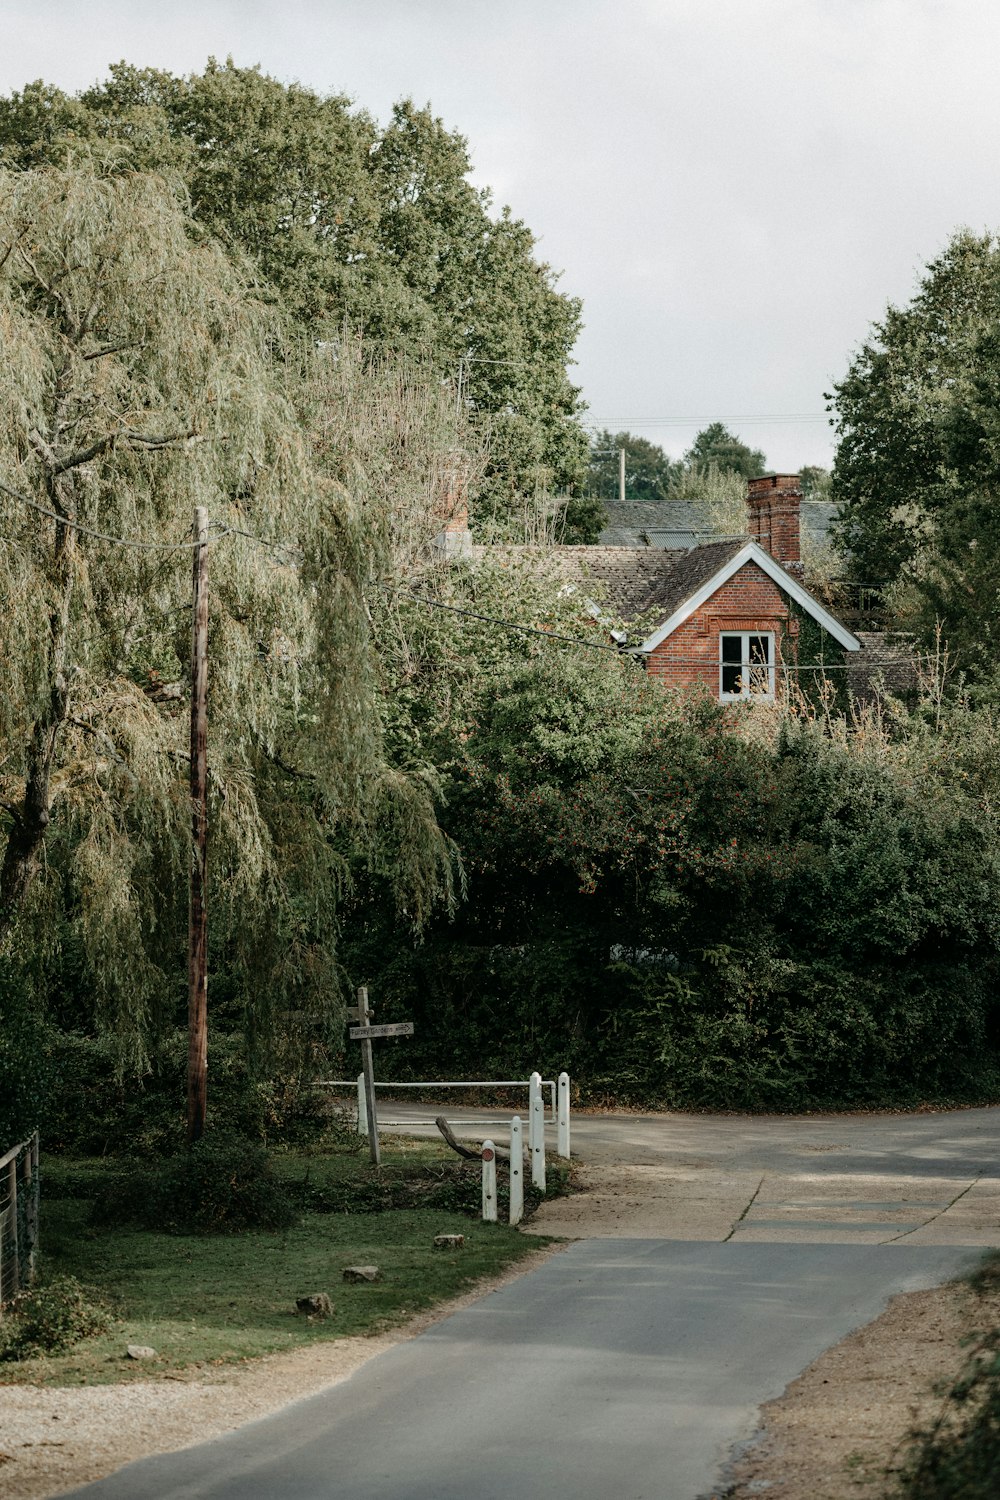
{"left": 0, "top": 1276, "right": 112, "bottom": 1359}
{"left": 0, "top": 962, "right": 52, "bottom": 1147}
{"left": 39, "top": 1029, "right": 345, "bottom": 1155}
{"left": 92, "top": 1132, "right": 299, "bottom": 1235}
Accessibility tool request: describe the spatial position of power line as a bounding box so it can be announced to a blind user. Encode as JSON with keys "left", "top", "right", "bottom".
{"left": 584, "top": 415, "right": 831, "bottom": 428}
{"left": 212, "top": 521, "right": 302, "bottom": 560}
{"left": 383, "top": 585, "right": 928, "bottom": 670}
{"left": 0, "top": 480, "right": 213, "bottom": 551}
{"left": 2, "top": 485, "right": 915, "bottom": 674}
{"left": 383, "top": 585, "right": 627, "bottom": 656}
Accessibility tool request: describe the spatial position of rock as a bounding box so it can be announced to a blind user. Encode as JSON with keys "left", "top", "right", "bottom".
{"left": 433, "top": 1234, "right": 465, "bottom": 1250}
{"left": 295, "top": 1292, "right": 333, "bottom": 1318}
{"left": 342, "top": 1265, "right": 381, "bottom": 1283}
{"left": 125, "top": 1344, "right": 158, "bottom": 1360}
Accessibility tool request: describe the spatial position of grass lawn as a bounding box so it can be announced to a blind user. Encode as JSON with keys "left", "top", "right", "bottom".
{"left": 1, "top": 1138, "right": 562, "bottom": 1386}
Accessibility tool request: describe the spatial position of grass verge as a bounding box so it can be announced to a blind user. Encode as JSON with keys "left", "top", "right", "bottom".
{"left": 1, "top": 1137, "right": 565, "bottom": 1387}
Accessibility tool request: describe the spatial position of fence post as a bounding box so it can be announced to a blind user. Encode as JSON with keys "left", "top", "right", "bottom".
{"left": 356, "top": 1073, "right": 367, "bottom": 1137}
{"left": 529, "top": 1071, "right": 546, "bottom": 1192}
{"left": 509, "top": 1116, "right": 524, "bottom": 1226}
{"left": 7, "top": 1155, "right": 18, "bottom": 1297}
{"left": 24, "top": 1134, "right": 39, "bottom": 1285}
{"left": 557, "top": 1072, "right": 571, "bottom": 1159}
{"left": 481, "top": 1141, "right": 497, "bottom": 1222}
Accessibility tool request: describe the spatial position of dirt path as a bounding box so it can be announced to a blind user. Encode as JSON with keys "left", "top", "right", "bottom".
{"left": 719, "top": 1273, "right": 999, "bottom": 1499}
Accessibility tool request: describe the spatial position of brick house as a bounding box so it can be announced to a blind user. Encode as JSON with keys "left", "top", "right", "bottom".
{"left": 573, "top": 475, "right": 860, "bottom": 700}
{"left": 440, "top": 472, "right": 862, "bottom": 703}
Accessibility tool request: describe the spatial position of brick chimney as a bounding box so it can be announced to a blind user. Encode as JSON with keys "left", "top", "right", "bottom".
{"left": 435, "top": 451, "right": 472, "bottom": 555}
{"left": 747, "top": 474, "right": 803, "bottom": 580}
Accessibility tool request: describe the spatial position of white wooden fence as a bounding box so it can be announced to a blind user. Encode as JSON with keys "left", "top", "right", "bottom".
{"left": 319, "top": 1073, "right": 571, "bottom": 1158}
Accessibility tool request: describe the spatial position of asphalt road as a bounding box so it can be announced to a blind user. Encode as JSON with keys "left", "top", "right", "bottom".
{"left": 378, "top": 1098, "right": 1000, "bottom": 1180}
{"left": 64, "top": 1105, "right": 1000, "bottom": 1499}
{"left": 67, "top": 1238, "right": 976, "bottom": 1500}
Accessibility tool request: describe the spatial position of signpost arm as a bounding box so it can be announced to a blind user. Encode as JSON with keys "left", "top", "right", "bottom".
{"left": 358, "top": 986, "right": 381, "bottom": 1167}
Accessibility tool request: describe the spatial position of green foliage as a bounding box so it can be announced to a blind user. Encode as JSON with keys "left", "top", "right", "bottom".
{"left": 0, "top": 960, "right": 51, "bottom": 1146}
{"left": 671, "top": 459, "right": 750, "bottom": 537}
{"left": 587, "top": 430, "right": 681, "bottom": 501}
{"left": 800, "top": 465, "right": 832, "bottom": 500}
{"left": 0, "top": 1276, "right": 112, "bottom": 1359}
{"left": 0, "top": 63, "right": 588, "bottom": 521}
{"left": 684, "top": 422, "right": 766, "bottom": 480}
{"left": 345, "top": 656, "right": 1000, "bottom": 1112}
{"left": 92, "top": 1132, "right": 299, "bottom": 1235}
{"left": 34, "top": 1030, "right": 344, "bottom": 1155}
{"left": 554, "top": 490, "right": 608, "bottom": 544}
{"left": 0, "top": 163, "right": 475, "bottom": 1078}
{"left": 900, "top": 1258, "right": 1000, "bottom": 1499}
{"left": 829, "top": 230, "right": 1000, "bottom": 680}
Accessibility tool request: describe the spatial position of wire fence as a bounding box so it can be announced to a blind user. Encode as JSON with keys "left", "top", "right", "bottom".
{"left": 0, "top": 1132, "right": 39, "bottom": 1310}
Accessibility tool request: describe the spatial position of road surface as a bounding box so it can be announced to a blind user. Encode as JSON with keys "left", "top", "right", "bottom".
{"left": 65, "top": 1104, "right": 999, "bottom": 1500}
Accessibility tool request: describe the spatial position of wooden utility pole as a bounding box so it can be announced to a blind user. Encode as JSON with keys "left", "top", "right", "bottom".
{"left": 356, "top": 986, "right": 381, "bottom": 1166}
{"left": 187, "top": 506, "right": 210, "bottom": 1145}
{"left": 619, "top": 447, "right": 626, "bottom": 503}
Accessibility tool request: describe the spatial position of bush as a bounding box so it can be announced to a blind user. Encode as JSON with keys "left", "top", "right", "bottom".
{"left": 92, "top": 1132, "right": 300, "bottom": 1235}
{"left": 38, "top": 1029, "right": 343, "bottom": 1155}
{"left": 0, "top": 1276, "right": 112, "bottom": 1359}
{"left": 0, "top": 962, "right": 53, "bottom": 1147}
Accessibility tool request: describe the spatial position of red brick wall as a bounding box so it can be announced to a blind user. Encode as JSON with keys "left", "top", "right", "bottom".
{"left": 747, "top": 473, "right": 803, "bottom": 581}
{"left": 646, "top": 560, "right": 793, "bottom": 694}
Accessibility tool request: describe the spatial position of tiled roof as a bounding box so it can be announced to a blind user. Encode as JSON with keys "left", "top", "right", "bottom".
{"left": 599, "top": 499, "right": 841, "bottom": 548}
{"left": 542, "top": 540, "right": 745, "bottom": 622}
{"left": 849, "top": 632, "right": 921, "bottom": 701}
{"left": 466, "top": 538, "right": 852, "bottom": 644}
{"left": 598, "top": 501, "right": 710, "bottom": 548}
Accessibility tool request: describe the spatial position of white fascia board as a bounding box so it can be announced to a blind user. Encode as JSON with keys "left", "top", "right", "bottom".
{"left": 637, "top": 542, "right": 862, "bottom": 654}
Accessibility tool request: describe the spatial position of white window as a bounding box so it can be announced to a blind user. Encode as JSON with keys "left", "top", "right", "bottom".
{"left": 719, "top": 632, "right": 775, "bottom": 701}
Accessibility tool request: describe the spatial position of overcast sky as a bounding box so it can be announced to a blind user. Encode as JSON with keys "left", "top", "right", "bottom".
{"left": 3, "top": 0, "right": 998, "bottom": 471}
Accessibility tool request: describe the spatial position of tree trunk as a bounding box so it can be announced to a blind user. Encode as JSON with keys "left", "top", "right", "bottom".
{"left": 0, "top": 435, "right": 76, "bottom": 947}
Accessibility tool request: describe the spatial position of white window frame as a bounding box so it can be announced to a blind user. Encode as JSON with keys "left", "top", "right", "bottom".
{"left": 719, "top": 631, "right": 775, "bottom": 702}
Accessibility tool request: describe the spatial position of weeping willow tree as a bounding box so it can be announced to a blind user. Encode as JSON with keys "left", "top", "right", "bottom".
{"left": 0, "top": 163, "right": 469, "bottom": 1073}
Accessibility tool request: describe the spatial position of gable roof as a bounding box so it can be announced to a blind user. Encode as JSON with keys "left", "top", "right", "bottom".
{"left": 637, "top": 540, "right": 861, "bottom": 654}
{"left": 464, "top": 539, "right": 861, "bottom": 654}
{"left": 548, "top": 544, "right": 699, "bottom": 617}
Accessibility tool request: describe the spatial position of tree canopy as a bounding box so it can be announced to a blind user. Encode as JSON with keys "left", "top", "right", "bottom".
{"left": 830, "top": 230, "right": 1000, "bottom": 675}
{"left": 587, "top": 423, "right": 768, "bottom": 508}
{"left": 683, "top": 422, "right": 766, "bottom": 480}
{"left": 586, "top": 430, "right": 680, "bottom": 501}
{"left": 0, "top": 162, "right": 468, "bottom": 1070}
{"left": 0, "top": 60, "right": 588, "bottom": 521}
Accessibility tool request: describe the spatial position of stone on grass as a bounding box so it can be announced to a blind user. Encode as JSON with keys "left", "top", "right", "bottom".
{"left": 295, "top": 1292, "right": 333, "bottom": 1318}
{"left": 125, "top": 1344, "right": 158, "bottom": 1360}
{"left": 342, "top": 1265, "right": 381, "bottom": 1284}
{"left": 433, "top": 1234, "right": 465, "bottom": 1250}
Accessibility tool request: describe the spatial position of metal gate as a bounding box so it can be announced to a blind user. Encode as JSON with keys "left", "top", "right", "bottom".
{"left": 0, "top": 1132, "right": 39, "bottom": 1308}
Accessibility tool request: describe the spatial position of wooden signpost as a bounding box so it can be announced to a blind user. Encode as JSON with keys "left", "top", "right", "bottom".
{"left": 348, "top": 987, "right": 414, "bottom": 1166}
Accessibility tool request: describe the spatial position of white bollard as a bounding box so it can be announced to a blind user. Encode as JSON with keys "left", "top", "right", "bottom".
{"left": 481, "top": 1141, "right": 497, "bottom": 1222}
{"left": 529, "top": 1071, "right": 546, "bottom": 1192}
{"left": 356, "top": 1072, "right": 367, "bottom": 1137}
{"left": 509, "top": 1115, "right": 524, "bottom": 1225}
{"left": 557, "top": 1072, "right": 571, "bottom": 1160}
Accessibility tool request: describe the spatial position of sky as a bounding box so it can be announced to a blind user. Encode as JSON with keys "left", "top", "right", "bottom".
{"left": 3, "top": 0, "right": 999, "bottom": 471}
